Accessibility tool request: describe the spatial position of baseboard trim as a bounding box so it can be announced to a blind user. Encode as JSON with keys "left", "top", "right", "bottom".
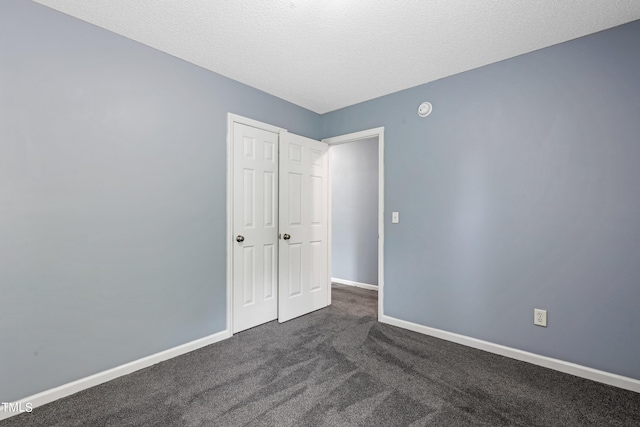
{"left": 331, "top": 277, "right": 378, "bottom": 291}
{"left": 0, "top": 329, "right": 231, "bottom": 421}
{"left": 379, "top": 314, "right": 640, "bottom": 394}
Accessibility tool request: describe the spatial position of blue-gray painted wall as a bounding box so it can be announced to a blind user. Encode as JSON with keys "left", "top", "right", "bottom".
{"left": 322, "top": 20, "right": 640, "bottom": 380}
{"left": 331, "top": 138, "right": 379, "bottom": 286}
{"left": 0, "top": 0, "right": 320, "bottom": 402}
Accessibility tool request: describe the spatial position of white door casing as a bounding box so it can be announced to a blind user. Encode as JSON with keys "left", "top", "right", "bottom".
{"left": 278, "top": 131, "right": 329, "bottom": 323}
{"left": 232, "top": 122, "right": 279, "bottom": 333}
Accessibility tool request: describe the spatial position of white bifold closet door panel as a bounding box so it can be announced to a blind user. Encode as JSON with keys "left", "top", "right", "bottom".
{"left": 278, "top": 131, "right": 329, "bottom": 323}
{"left": 232, "top": 123, "right": 279, "bottom": 333}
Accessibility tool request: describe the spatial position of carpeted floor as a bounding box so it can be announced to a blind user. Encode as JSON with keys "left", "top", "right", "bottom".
{"left": 3, "top": 284, "right": 640, "bottom": 426}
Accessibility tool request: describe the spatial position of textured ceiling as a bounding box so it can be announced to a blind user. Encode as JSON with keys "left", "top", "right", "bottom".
{"left": 33, "top": 0, "right": 640, "bottom": 114}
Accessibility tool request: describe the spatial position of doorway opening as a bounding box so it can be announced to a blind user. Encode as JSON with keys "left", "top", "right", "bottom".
{"left": 324, "top": 128, "right": 384, "bottom": 320}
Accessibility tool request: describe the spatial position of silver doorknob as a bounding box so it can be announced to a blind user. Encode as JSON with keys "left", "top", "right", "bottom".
{"left": 283, "top": 234, "right": 291, "bottom": 240}
{"left": 236, "top": 235, "right": 244, "bottom": 242}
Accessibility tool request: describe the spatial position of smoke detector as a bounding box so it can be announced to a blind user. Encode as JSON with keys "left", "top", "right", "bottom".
{"left": 418, "top": 102, "right": 433, "bottom": 117}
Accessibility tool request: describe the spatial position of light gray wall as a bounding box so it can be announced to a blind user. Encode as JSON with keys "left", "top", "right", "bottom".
{"left": 331, "top": 138, "right": 379, "bottom": 286}
{"left": 0, "top": 0, "right": 320, "bottom": 402}
{"left": 322, "top": 20, "right": 640, "bottom": 380}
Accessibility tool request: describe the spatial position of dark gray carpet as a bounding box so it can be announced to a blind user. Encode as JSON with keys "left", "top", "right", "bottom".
{"left": 3, "top": 284, "right": 640, "bottom": 426}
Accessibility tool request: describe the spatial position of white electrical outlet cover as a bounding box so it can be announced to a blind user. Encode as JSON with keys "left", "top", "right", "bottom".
{"left": 534, "top": 309, "right": 547, "bottom": 327}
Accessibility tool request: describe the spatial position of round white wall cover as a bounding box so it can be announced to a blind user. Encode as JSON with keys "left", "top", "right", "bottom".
{"left": 418, "top": 102, "right": 433, "bottom": 117}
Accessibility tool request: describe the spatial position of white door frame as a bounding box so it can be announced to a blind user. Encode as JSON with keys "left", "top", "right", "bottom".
{"left": 323, "top": 127, "right": 385, "bottom": 320}
{"left": 226, "top": 113, "right": 286, "bottom": 334}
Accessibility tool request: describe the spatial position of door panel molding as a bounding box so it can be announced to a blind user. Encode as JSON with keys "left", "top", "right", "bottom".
{"left": 278, "top": 131, "right": 329, "bottom": 323}
{"left": 226, "top": 114, "right": 286, "bottom": 334}
{"left": 232, "top": 122, "right": 280, "bottom": 332}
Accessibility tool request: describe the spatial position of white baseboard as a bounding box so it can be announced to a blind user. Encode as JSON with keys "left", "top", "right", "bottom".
{"left": 0, "top": 329, "right": 231, "bottom": 421}
{"left": 379, "top": 314, "right": 640, "bottom": 393}
{"left": 331, "top": 277, "right": 378, "bottom": 291}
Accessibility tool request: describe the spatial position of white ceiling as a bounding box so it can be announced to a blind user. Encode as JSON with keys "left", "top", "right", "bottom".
{"left": 33, "top": 0, "right": 640, "bottom": 114}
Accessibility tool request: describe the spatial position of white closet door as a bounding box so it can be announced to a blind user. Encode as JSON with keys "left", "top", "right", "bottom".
{"left": 278, "top": 131, "right": 329, "bottom": 323}
{"left": 232, "top": 123, "right": 279, "bottom": 333}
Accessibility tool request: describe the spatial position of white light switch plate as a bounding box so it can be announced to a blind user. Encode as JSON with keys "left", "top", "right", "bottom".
{"left": 392, "top": 212, "right": 399, "bottom": 223}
